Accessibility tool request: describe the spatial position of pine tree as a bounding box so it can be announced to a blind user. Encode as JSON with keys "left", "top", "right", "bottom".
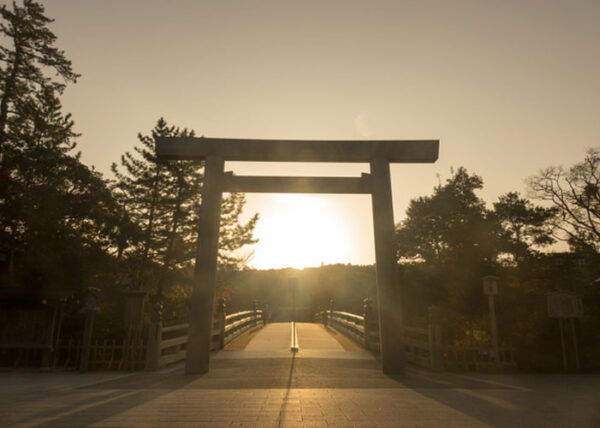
{"left": 493, "top": 192, "right": 556, "bottom": 263}
{"left": 112, "top": 118, "right": 258, "bottom": 302}
{"left": 0, "top": 1, "right": 121, "bottom": 291}
{"left": 0, "top": 0, "right": 79, "bottom": 147}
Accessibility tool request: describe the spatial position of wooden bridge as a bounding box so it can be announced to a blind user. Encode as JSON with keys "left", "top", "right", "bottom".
{"left": 141, "top": 300, "right": 516, "bottom": 375}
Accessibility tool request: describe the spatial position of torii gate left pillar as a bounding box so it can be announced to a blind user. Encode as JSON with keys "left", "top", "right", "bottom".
{"left": 186, "top": 155, "right": 224, "bottom": 374}
{"left": 155, "top": 137, "right": 439, "bottom": 375}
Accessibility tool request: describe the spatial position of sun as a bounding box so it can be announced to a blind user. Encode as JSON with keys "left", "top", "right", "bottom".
{"left": 249, "top": 194, "right": 353, "bottom": 269}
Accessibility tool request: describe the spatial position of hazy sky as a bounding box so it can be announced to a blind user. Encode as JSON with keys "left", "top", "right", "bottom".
{"left": 39, "top": 0, "right": 600, "bottom": 268}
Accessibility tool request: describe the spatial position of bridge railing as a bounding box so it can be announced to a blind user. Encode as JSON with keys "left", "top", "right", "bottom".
{"left": 315, "top": 302, "right": 517, "bottom": 372}
{"left": 315, "top": 304, "right": 444, "bottom": 370}
{"left": 223, "top": 309, "right": 263, "bottom": 345}
{"left": 146, "top": 301, "right": 264, "bottom": 371}
{"left": 314, "top": 298, "right": 380, "bottom": 352}
{"left": 156, "top": 322, "right": 189, "bottom": 368}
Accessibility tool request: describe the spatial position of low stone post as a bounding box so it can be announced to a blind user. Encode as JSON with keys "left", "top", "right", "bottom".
{"left": 263, "top": 303, "right": 269, "bottom": 325}
{"left": 145, "top": 303, "right": 162, "bottom": 371}
{"left": 428, "top": 305, "right": 444, "bottom": 371}
{"left": 79, "top": 287, "right": 100, "bottom": 372}
{"left": 363, "top": 298, "right": 378, "bottom": 351}
{"left": 216, "top": 298, "right": 226, "bottom": 350}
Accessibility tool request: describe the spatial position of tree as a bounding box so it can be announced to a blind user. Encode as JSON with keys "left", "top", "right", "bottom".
{"left": 112, "top": 118, "right": 259, "bottom": 302}
{"left": 396, "top": 167, "right": 500, "bottom": 266}
{"left": 493, "top": 192, "right": 557, "bottom": 263}
{"left": 0, "top": 1, "right": 119, "bottom": 291}
{"left": 527, "top": 149, "right": 600, "bottom": 252}
{"left": 0, "top": 0, "right": 79, "bottom": 147}
{"left": 395, "top": 168, "right": 503, "bottom": 331}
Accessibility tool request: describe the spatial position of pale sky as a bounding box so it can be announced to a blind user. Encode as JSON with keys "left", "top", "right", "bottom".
{"left": 39, "top": 0, "right": 600, "bottom": 269}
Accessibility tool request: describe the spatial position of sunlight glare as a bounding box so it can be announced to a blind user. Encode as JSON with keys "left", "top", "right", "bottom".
{"left": 249, "top": 194, "right": 353, "bottom": 269}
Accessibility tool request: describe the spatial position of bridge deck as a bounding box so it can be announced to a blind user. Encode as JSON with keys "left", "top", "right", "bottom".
{"left": 1, "top": 322, "right": 599, "bottom": 427}
{"left": 223, "top": 322, "right": 369, "bottom": 361}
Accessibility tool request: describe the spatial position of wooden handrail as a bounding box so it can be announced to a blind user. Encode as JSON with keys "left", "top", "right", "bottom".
{"left": 318, "top": 309, "right": 376, "bottom": 352}
{"left": 161, "top": 323, "right": 189, "bottom": 334}
{"left": 146, "top": 306, "right": 264, "bottom": 371}
{"left": 160, "top": 336, "right": 188, "bottom": 350}
{"left": 332, "top": 311, "right": 364, "bottom": 324}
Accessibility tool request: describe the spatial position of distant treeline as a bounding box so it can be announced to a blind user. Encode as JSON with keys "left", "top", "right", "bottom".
{"left": 216, "top": 264, "right": 377, "bottom": 320}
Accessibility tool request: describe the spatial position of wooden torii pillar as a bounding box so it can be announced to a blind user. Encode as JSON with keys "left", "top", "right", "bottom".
{"left": 155, "top": 137, "right": 439, "bottom": 375}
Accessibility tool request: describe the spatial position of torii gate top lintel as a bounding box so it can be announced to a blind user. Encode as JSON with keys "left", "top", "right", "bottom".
{"left": 155, "top": 137, "right": 439, "bottom": 163}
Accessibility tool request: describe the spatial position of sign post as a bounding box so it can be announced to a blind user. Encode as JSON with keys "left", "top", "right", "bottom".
{"left": 547, "top": 291, "right": 582, "bottom": 370}
{"left": 482, "top": 276, "right": 500, "bottom": 365}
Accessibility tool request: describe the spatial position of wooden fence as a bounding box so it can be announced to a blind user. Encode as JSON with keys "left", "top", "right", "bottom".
{"left": 400, "top": 324, "right": 444, "bottom": 371}
{"left": 443, "top": 343, "right": 516, "bottom": 371}
{"left": 53, "top": 337, "right": 146, "bottom": 371}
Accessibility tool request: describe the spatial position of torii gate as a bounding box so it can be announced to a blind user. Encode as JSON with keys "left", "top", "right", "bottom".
{"left": 155, "top": 137, "right": 439, "bottom": 375}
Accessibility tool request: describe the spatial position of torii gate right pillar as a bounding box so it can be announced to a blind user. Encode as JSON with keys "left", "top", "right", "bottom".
{"left": 371, "top": 156, "right": 405, "bottom": 374}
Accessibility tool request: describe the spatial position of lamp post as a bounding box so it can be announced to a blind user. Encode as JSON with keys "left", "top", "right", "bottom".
{"left": 482, "top": 275, "right": 500, "bottom": 365}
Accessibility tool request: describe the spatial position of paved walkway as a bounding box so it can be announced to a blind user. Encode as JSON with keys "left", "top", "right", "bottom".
{"left": 1, "top": 322, "right": 599, "bottom": 427}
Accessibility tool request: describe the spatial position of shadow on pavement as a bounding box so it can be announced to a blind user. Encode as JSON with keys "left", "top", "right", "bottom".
{"left": 388, "top": 370, "right": 600, "bottom": 428}
{"left": 276, "top": 353, "right": 296, "bottom": 427}
{"left": 12, "top": 361, "right": 600, "bottom": 428}
{"left": 79, "top": 358, "right": 519, "bottom": 390}
{"left": 35, "top": 374, "right": 199, "bottom": 427}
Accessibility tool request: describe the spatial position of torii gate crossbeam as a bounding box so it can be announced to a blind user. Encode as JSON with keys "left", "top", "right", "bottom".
{"left": 155, "top": 137, "right": 439, "bottom": 375}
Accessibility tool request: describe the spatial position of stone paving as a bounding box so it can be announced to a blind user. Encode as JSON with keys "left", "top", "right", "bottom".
{"left": 1, "top": 323, "right": 599, "bottom": 427}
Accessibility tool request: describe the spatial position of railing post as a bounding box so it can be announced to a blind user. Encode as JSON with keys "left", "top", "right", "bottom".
{"left": 145, "top": 303, "right": 162, "bottom": 371}
{"left": 217, "top": 298, "right": 226, "bottom": 350}
{"left": 252, "top": 299, "right": 259, "bottom": 326}
{"left": 120, "top": 289, "right": 147, "bottom": 371}
{"left": 263, "top": 303, "right": 269, "bottom": 325}
{"left": 428, "top": 305, "right": 444, "bottom": 371}
{"left": 326, "top": 299, "right": 334, "bottom": 326}
{"left": 363, "top": 297, "right": 377, "bottom": 351}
